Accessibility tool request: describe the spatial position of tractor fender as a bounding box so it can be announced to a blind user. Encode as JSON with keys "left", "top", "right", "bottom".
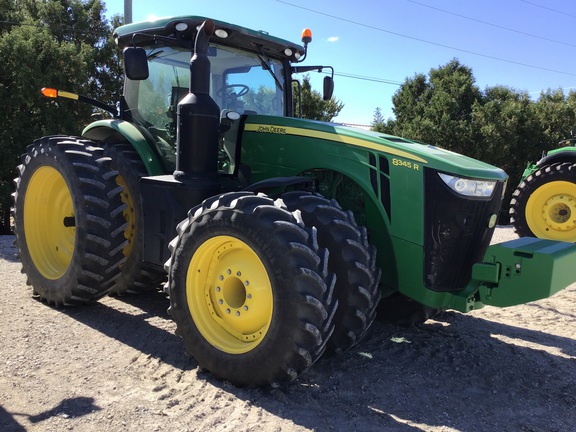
{"left": 82, "top": 119, "right": 165, "bottom": 175}
{"left": 536, "top": 147, "right": 576, "bottom": 169}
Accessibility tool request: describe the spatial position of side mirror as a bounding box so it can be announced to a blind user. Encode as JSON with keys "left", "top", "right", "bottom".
{"left": 323, "top": 76, "right": 334, "bottom": 101}
{"left": 123, "top": 47, "right": 149, "bottom": 80}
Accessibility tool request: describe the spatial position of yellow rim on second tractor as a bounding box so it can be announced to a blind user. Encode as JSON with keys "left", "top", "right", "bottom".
{"left": 526, "top": 180, "right": 576, "bottom": 242}
{"left": 186, "top": 235, "right": 273, "bottom": 354}
{"left": 23, "top": 166, "right": 75, "bottom": 279}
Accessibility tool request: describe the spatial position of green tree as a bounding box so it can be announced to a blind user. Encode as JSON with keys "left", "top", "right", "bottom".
{"left": 293, "top": 75, "right": 343, "bottom": 121}
{"left": 371, "top": 107, "right": 386, "bottom": 132}
{"left": 472, "top": 86, "right": 542, "bottom": 170}
{"left": 243, "top": 85, "right": 278, "bottom": 114}
{"left": 387, "top": 59, "right": 481, "bottom": 157}
{"left": 472, "top": 86, "right": 543, "bottom": 219}
{"left": 0, "top": 0, "right": 122, "bottom": 234}
{"left": 534, "top": 88, "right": 576, "bottom": 149}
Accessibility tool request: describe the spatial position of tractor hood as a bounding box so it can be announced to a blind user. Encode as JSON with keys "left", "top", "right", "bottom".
{"left": 243, "top": 115, "right": 508, "bottom": 182}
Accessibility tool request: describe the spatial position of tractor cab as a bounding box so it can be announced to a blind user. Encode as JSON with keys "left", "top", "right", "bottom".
{"left": 115, "top": 16, "right": 332, "bottom": 176}
{"left": 122, "top": 40, "right": 287, "bottom": 174}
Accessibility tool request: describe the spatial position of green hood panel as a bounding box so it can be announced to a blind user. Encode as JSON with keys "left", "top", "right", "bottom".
{"left": 243, "top": 116, "right": 507, "bottom": 181}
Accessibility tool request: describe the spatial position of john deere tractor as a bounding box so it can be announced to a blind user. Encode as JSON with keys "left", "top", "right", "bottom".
{"left": 13, "top": 16, "right": 576, "bottom": 387}
{"left": 510, "top": 133, "right": 576, "bottom": 242}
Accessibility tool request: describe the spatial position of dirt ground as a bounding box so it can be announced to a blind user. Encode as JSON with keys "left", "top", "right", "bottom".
{"left": 1, "top": 227, "right": 575, "bottom": 432}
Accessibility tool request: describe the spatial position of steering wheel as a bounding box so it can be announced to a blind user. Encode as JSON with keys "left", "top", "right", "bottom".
{"left": 217, "top": 84, "right": 249, "bottom": 98}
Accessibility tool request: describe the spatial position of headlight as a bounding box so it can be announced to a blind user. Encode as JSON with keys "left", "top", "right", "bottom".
{"left": 438, "top": 173, "right": 496, "bottom": 198}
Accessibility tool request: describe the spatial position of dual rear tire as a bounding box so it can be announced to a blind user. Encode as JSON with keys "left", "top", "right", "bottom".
{"left": 165, "top": 191, "right": 383, "bottom": 386}
{"left": 165, "top": 192, "right": 339, "bottom": 387}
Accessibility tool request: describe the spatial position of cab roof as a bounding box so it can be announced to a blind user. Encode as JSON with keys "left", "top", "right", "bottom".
{"left": 114, "top": 15, "right": 305, "bottom": 62}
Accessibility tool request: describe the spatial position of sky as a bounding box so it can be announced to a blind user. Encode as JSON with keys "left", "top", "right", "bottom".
{"left": 103, "top": 0, "right": 576, "bottom": 126}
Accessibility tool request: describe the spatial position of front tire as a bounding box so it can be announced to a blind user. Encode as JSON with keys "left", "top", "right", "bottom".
{"left": 510, "top": 162, "right": 576, "bottom": 242}
{"left": 13, "top": 136, "right": 127, "bottom": 305}
{"left": 165, "top": 192, "right": 337, "bottom": 387}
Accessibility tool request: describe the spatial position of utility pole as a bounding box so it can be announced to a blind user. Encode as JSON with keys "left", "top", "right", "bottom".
{"left": 124, "top": 0, "right": 133, "bottom": 24}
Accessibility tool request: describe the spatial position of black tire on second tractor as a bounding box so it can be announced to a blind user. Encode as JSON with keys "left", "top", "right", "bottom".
{"left": 165, "top": 192, "right": 337, "bottom": 387}
{"left": 281, "top": 191, "right": 381, "bottom": 354}
{"left": 12, "top": 136, "right": 128, "bottom": 305}
{"left": 510, "top": 162, "right": 576, "bottom": 242}
{"left": 101, "top": 142, "right": 167, "bottom": 295}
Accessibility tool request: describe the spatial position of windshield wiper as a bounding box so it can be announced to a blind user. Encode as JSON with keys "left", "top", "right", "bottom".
{"left": 256, "top": 46, "right": 283, "bottom": 91}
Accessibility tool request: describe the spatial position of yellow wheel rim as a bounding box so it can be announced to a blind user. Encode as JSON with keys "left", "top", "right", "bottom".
{"left": 186, "top": 236, "right": 273, "bottom": 354}
{"left": 526, "top": 180, "right": 576, "bottom": 241}
{"left": 117, "top": 175, "right": 135, "bottom": 260}
{"left": 23, "top": 166, "right": 75, "bottom": 279}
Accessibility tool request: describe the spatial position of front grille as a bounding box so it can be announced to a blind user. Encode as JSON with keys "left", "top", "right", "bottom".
{"left": 423, "top": 168, "right": 504, "bottom": 291}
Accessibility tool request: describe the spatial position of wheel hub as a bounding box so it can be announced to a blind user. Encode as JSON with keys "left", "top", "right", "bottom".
{"left": 526, "top": 180, "right": 576, "bottom": 241}
{"left": 208, "top": 257, "right": 265, "bottom": 342}
{"left": 542, "top": 194, "right": 576, "bottom": 231}
{"left": 186, "top": 236, "right": 273, "bottom": 353}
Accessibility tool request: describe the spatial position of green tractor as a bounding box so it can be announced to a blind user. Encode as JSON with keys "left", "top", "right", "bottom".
{"left": 13, "top": 16, "right": 576, "bottom": 387}
{"left": 510, "top": 133, "right": 576, "bottom": 242}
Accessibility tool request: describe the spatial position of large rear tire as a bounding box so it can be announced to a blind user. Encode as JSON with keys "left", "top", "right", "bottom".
{"left": 281, "top": 191, "right": 381, "bottom": 354}
{"left": 13, "top": 136, "right": 127, "bottom": 305}
{"left": 165, "top": 192, "right": 337, "bottom": 387}
{"left": 101, "top": 143, "right": 166, "bottom": 295}
{"left": 510, "top": 162, "right": 576, "bottom": 242}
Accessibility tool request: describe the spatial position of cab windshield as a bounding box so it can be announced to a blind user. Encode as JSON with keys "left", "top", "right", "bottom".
{"left": 123, "top": 43, "right": 285, "bottom": 151}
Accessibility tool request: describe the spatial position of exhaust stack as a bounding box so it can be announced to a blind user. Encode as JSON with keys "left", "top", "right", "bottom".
{"left": 174, "top": 19, "right": 221, "bottom": 197}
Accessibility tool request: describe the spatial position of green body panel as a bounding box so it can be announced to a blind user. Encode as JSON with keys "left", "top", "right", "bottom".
{"left": 240, "top": 115, "right": 516, "bottom": 311}
{"left": 521, "top": 162, "right": 538, "bottom": 179}
{"left": 520, "top": 146, "right": 576, "bottom": 181}
{"left": 389, "top": 236, "right": 481, "bottom": 311}
{"left": 477, "top": 237, "right": 576, "bottom": 307}
{"left": 547, "top": 146, "right": 576, "bottom": 157}
{"left": 82, "top": 119, "right": 165, "bottom": 175}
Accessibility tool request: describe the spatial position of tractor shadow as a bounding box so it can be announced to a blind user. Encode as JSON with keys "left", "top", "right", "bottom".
{"left": 55, "top": 284, "right": 576, "bottom": 432}
{"left": 0, "top": 235, "right": 19, "bottom": 262}
{"left": 60, "top": 289, "right": 196, "bottom": 370}
{"left": 217, "top": 311, "right": 576, "bottom": 432}
{"left": 1, "top": 397, "right": 99, "bottom": 430}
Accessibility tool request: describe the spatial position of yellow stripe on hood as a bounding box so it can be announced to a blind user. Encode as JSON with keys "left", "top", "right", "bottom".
{"left": 244, "top": 124, "right": 428, "bottom": 164}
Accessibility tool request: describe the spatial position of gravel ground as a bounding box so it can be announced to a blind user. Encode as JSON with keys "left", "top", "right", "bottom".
{"left": 1, "top": 227, "right": 575, "bottom": 432}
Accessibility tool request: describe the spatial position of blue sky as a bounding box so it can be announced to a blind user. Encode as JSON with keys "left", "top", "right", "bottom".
{"left": 103, "top": 0, "right": 576, "bottom": 126}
